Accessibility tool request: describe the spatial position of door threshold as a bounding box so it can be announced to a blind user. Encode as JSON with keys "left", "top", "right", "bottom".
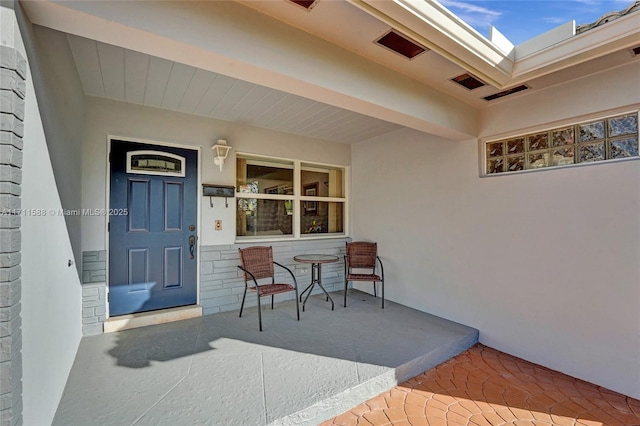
{"left": 104, "top": 305, "right": 202, "bottom": 333}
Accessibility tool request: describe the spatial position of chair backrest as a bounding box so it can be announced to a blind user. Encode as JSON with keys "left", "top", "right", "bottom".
{"left": 346, "top": 241, "right": 377, "bottom": 269}
{"left": 239, "top": 246, "right": 274, "bottom": 280}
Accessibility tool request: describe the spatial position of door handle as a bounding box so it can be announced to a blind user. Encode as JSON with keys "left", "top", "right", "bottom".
{"left": 189, "top": 235, "right": 196, "bottom": 259}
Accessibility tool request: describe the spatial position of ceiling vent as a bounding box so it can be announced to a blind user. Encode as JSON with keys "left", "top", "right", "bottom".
{"left": 376, "top": 30, "right": 426, "bottom": 59}
{"left": 451, "top": 73, "right": 486, "bottom": 90}
{"left": 631, "top": 46, "right": 640, "bottom": 56}
{"left": 484, "top": 85, "right": 529, "bottom": 101}
{"left": 288, "top": 0, "right": 317, "bottom": 10}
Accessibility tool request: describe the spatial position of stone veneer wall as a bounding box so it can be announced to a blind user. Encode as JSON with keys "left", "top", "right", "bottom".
{"left": 80, "top": 240, "right": 350, "bottom": 334}
{"left": 200, "top": 238, "right": 350, "bottom": 315}
{"left": 0, "top": 45, "right": 26, "bottom": 426}
{"left": 81, "top": 251, "right": 106, "bottom": 336}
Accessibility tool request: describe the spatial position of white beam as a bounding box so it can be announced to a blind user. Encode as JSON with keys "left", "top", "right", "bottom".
{"left": 20, "top": 0, "right": 478, "bottom": 140}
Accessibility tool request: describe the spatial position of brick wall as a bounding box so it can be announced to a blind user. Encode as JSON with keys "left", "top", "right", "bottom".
{"left": 0, "top": 45, "right": 26, "bottom": 426}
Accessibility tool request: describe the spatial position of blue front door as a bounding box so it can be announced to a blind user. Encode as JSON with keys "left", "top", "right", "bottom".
{"left": 109, "top": 140, "right": 198, "bottom": 316}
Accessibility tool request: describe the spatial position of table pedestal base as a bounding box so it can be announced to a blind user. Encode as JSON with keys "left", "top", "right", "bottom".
{"left": 299, "top": 263, "right": 334, "bottom": 311}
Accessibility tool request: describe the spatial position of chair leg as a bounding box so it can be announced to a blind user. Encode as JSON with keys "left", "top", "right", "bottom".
{"left": 239, "top": 286, "right": 248, "bottom": 317}
{"left": 373, "top": 281, "right": 377, "bottom": 298}
{"left": 344, "top": 279, "right": 348, "bottom": 307}
{"left": 256, "top": 291, "right": 263, "bottom": 332}
{"left": 271, "top": 294, "right": 274, "bottom": 310}
{"left": 294, "top": 288, "right": 300, "bottom": 321}
{"left": 381, "top": 280, "right": 384, "bottom": 309}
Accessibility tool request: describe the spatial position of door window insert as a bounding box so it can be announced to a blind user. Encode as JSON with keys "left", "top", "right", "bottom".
{"left": 127, "top": 151, "right": 185, "bottom": 177}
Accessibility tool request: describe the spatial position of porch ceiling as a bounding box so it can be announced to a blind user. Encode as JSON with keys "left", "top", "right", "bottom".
{"left": 65, "top": 33, "right": 403, "bottom": 145}
{"left": 21, "top": 0, "right": 640, "bottom": 143}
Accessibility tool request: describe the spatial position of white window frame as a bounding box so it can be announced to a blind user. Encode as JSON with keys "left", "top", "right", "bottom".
{"left": 235, "top": 152, "right": 349, "bottom": 241}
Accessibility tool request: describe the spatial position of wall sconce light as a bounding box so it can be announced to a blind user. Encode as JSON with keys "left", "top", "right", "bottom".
{"left": 212, "top": 139, "right": 231, "bottom": 171}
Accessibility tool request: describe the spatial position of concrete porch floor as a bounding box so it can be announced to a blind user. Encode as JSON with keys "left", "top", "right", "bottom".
{"left": 53, "top": 290, "right": 478, "bottom": 426}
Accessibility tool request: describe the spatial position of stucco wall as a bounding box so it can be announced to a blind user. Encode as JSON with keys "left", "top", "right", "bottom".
{"left": 23, "top": 25, "right": 84, "bottom": 270}
{"left": 351, "top": 63, "right": 640, "bottom": 398}
{"left": 21, "top": 100, "right": 82, "bottom": 425}
{"left": 81, "top": 96, "right": 350, "bottom": 252}
{"left": 13, "top": 4, "right": 84, "bottom": 425}
{"left": 480, "top": 62, "right": 640, "bottom": 140}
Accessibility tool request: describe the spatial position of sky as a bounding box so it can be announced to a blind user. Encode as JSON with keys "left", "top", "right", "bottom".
{"left": 439, "top": 0, "right": 636, "bottom": 45}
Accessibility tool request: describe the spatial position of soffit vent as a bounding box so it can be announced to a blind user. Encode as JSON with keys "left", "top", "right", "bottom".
{"left": 484, "top": 85, "right": 529, "bottom": 101}
{"left": 288, "top": 0, "right": 317, "bottom": 10}
{"left": 376, "top": 30, "right": 427, "bottom": 59}
{"left": 632, "top": 46, "right": 640, "bottom": 56}
{"left": 451, "top": 73, "right": 486, "bottom": 90}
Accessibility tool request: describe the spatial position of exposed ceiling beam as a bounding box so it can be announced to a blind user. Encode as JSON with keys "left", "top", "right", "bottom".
{"left": 20, "top": 0, "right": 479, "bottom": 141}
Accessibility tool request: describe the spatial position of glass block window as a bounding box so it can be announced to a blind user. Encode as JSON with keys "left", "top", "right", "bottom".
{"left": 485, "top": 112, "right": 638, "bottom": 175}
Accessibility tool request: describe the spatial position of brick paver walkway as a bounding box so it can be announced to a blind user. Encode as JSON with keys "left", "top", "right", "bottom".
{"left": 321, "top": 344, "right": 640, "bottom": 426}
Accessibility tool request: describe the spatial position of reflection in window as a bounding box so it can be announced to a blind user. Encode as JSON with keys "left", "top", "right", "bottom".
{"left": 301, "top": 201, "right": 344, "bottom": 235}
{"left": 237, "top": 181, "right": 258, "bottom": 220}
{"left": 236, "top": 198, "right": 293, "bottom": 237}
{"left": 236, "top": 158, "right": 293, "bottom": 194}
{"left": 301, "top": 165, "right": 344, "bottom": 198}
